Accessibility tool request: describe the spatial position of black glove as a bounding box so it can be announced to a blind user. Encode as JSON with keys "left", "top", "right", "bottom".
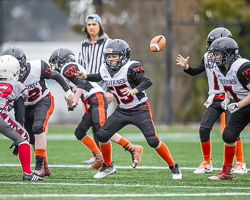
{"left": 9, "top": 143, "right": 18, "bottom": 156}
{"left": 68, "top": 105, "right": 76, "bottom": 111}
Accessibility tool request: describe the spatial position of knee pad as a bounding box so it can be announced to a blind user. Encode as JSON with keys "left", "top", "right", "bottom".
{"left": 199, "top": 127, "right": 211, "bottom": 142}
{"left": 146, "top": 136, "right": 160, "bottom": 148}
{"left": 96, "top": 130, "right": 109, "bottom": 143}
{"left": 222, "top": 128, "right": 236, "bottom": 143}
{"left": 74, "top": 127, "right": 87, "bottom": 140}
{"left": 92, "top": 124, "right": 101, "bottom": 135}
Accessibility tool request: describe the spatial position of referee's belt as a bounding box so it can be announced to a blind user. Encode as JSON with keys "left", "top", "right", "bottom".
{"left": 214, "top": 93, "right": 225, "bottom": 100}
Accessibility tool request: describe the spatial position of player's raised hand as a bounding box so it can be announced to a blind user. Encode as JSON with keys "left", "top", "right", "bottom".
{"left": 176, "top": 54, "right": 190, "bottom": 70}
{"left": 122, "top": 88, "right": 139, "bottom": 96}
{"left": 76, "top": 71, "right": 87, "bottom": 80}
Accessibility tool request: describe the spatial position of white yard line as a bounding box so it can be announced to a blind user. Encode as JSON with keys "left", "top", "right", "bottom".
{"left": 1, "top": 193, "right": 250, "bottom": 198}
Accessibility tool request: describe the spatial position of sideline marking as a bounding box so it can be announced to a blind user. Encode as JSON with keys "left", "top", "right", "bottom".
{"left": 1, "top": 181, "right": 250, "bottom": 190}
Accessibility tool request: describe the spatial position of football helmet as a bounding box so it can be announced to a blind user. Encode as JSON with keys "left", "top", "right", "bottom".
{"left": 206, "top": 27, "right": 232, "bottom": 50}
{"left": 0, "top": 55, "right": 20, "bottom": 81}
{"left": 1, "top": 46, "right": 27, "bottom": 77}
{"left": 208, "top": 37, "right": 239, "bottom": 67}
{"left": 104, "top": 39, "right": 130, "bottom": 71}
{"left": 49, "top": 48, "right": 75, "bottom": 72}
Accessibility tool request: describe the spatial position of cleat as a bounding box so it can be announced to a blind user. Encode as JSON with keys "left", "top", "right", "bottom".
{"left": 94, "top": 162, "right": 116, "bottom": 179}
{"left": 124, "top": 143, "right": 143, "bottom": 168}
{"left": 87, "top": 152, "right": 103, "bottom": 170}
{"left": 34, "top": 156, "right": 45, "bottom": 177}
{"left": 23, "top": 172, "right": 44, "bottom": 181}
{"left": 233, "top": 162, "right": 248, "bottom": 174}
{"left": 169, "top": 163, "right": 182, "bottom": 180}
{"left": 44, "top": 161, "right": 51, "bottom": 177}
{"left": 83, "top": 156, "right": 96, "bottom": 164}
{"left": 208, "top": 165, "right": 233, "bottom": 180}
{"left": 193, "top": 160, "right": 213, "bottom": 174}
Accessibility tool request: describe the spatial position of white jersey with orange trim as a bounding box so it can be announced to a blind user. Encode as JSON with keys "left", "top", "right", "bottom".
{"left": 213, "top": 58, "right": 250, "bottom": 101}
{"left": 20, "top": 59, "right": 51, "bottom": 106}
{"left": 61, "top": 62, "right": 103, "bottom": 100}
{"left": 99, "top": 60, "right": 148, "bottom": 109}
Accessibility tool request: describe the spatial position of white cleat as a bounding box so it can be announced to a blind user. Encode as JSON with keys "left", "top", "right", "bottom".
{"left": 169, "top": 163, "right": 182, "bottom": 180}
{"left": 233, "top": 162, "right": 248, "bottom": 174}
{"left": 193, "top": 160, "right": 213, "bottom": 174}
{"left": 94, "top": 162, "right": 116, "bottom": 179}
{"left": 83, "top": 156, "right": 96, "bottom": 164}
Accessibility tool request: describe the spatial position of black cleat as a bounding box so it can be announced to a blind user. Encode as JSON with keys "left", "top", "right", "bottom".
{"left": 23, "top": 172, "right": 44, "bottom": 181}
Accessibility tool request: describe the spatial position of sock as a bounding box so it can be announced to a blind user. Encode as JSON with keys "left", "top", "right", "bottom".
{"left": 117, "top": 137, "right": 130, "bottom": 147}
{"left": 155, "top": 141, "right": 175, "bottom": 166}
{"left": 100, "top": 141, "right": 112, "bottom": 166}
{"left": 201, "top": 140, "right": 211, "bottom": 164}
{"left": 35, "top": 148, "right": 46, "bottom": 159}
{"left": 235, "top": 139, "right": 243, "bottom": 163}
{"left": 224, "top": 144, "right": 236, "bottom": 166}
{"left": 44, "top": 154, "right": 48, "bottom": 162}
{"left": 81, "top": 135, "right": 100, "bottom": 153}
{"left": 18, "top": 143, "right": 31, "bottom": 174}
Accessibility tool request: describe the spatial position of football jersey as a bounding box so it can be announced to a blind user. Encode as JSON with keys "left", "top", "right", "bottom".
{"left": 213, "top": 58, "right": 250, "bottom": 101}
{"left": 99, "top": 60, "right": 148, "bottom": 109}
{"left": 0, "top": 78, "right": 28, "bottom": 111}
{"left": 204, "top": 52, "right": 225, "bottom": 95}
{"left": 20, "top": 59, "right": 51, "bottom": 106}
{"left": 61, "top": 62, "right": 103, "bottom": 100}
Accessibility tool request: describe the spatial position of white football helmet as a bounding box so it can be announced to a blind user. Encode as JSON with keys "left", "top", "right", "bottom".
{"left": 0, "top": 55, "right": 20, "bottom": 81}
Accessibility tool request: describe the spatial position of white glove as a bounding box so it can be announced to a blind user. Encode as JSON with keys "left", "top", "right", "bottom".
{"left": 64, "top": 90, "right": 74, "bottom": 99}
{"left": 227, "top": 103, "right": 239, "bottom": 113}
{"left": 221, "top": 98, "right": 230, "bottom": 110}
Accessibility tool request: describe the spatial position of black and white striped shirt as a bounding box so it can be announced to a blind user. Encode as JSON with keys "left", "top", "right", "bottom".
{"left": 78, "top": 33, "right": 111, "bottom": 74}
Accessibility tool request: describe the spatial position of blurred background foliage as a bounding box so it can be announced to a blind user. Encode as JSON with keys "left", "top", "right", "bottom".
{"left": 1, "top": 0, "right": 250, "bottom": 124}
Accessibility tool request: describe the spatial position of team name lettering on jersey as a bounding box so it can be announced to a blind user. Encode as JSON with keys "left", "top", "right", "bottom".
{"left": 26, "top": 81, "right": 39, "bottom": 89}
{"left": 107, "top": 78, "right": 127, "bottom": 86}
{"left": 219, "top": 79, "right": 237, "bottom": 85}
{"left": 242, "top": 68, "right": 250, "bottom": 80}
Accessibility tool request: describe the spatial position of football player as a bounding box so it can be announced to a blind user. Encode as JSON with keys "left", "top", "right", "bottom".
{"left": 1, "top": 46, "right": 74, "bottom": 177}
{"left": 0, "top": 55, "right": 43, "bottom": 181}
{"left": 76, "top": 39, "right": 182, "bottom": 179}
{"left": 49, "top": 48, "right": 143, "bottom": 170}
{"left": 176, "top": 27, "right": 247, "bottom": 174}
{"left": 207, "top": 37, "right": 250, "bottom": 180}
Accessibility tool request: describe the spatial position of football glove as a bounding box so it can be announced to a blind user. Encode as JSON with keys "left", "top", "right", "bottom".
{"left": 221, "top": 98, "right": 230, "bottom": 110}
{"left": 68, "top": 104, "right": 76, "bottom": 111}
{"left": 227, "top": 103, "right": 239, "bottom": 113}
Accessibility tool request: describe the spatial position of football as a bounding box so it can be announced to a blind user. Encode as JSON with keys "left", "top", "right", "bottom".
{"left": 150, "top": 35, "right": 166, "bottom": 52}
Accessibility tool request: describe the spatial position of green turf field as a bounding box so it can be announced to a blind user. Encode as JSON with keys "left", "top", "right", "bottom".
{"left": 0, "top": 124, "right": 250, "bottom": 200}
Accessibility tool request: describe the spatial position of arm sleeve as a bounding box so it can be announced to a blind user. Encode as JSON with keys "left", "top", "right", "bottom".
{"left": 14, "top": 97, "right": 25, "bottom": 126}
{"left": 128, "top": 62, "right": 153, "bottom": 92}
{"left": 184, "top": 56, "right": 206, "bottom": 76}
{"left": 86, "top": 73, "right": 103, "bottom": 82}
{"left": 237, "top": 62, "right": 250, "bottom": 90}
{"left": 50, "top": 70, "right": 70, "bottom": 92}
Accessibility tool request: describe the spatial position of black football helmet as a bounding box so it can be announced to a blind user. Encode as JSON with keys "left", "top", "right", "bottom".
{"left": 208, "top": 37, "right": 239, "bottom": 67}
{"left": 206, "top": 27, "right": 232, "bottom": 50}
{"left": 1, "top": 46, "right": 27, "bottom": 78}
{"left": 49, "top": 48, "right": 75, "bottom": 72}
{"left": 104, "top": 39, "right": 130, "bottom": 71}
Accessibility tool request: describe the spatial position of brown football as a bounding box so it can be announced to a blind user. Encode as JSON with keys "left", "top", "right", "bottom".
{"left": 150, "top": 35, "right": 166, "bottom": 52}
